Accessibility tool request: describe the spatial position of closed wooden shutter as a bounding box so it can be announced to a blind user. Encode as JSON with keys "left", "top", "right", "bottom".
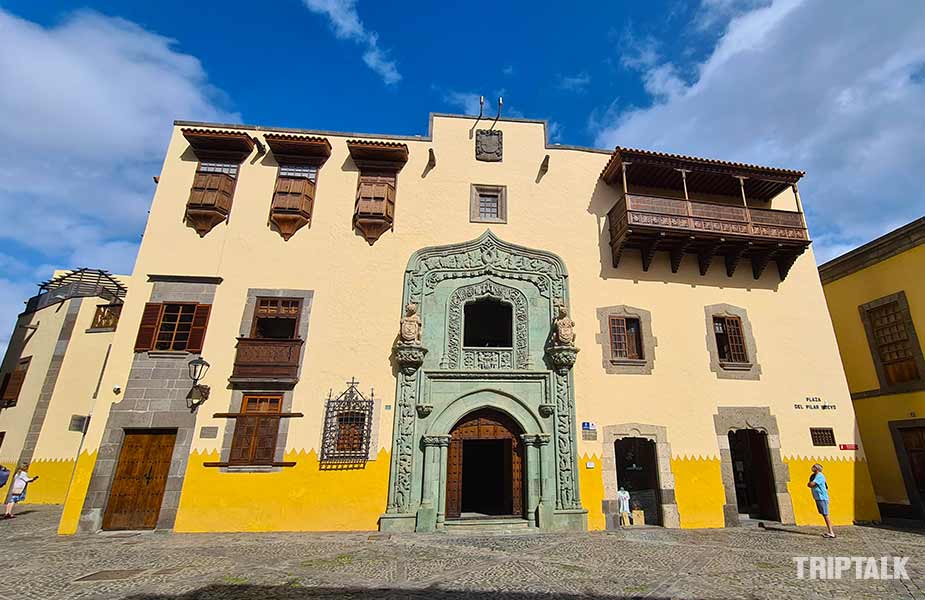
{"left": 724, "top": 317, "right": 748, "bottom": 363}
{"left": 229, "top": 416, "right": 258, "bottom": 465}
{"left": 253, "top": 417, "right": 280, "bottom": 464}
{"left": 626, "top": 318, "right": 642, "bottom": 360}
{"left": 186, "top": 304, "right": 212, "bottom": 353}
{"left": 135, "top": 303, "right": 163, "bottom": 352}
{"left": 609, "top": 316, "right": 628, "bottom": 359}
{"left": 1, "top": 358, "right": 30, "bottom": 406}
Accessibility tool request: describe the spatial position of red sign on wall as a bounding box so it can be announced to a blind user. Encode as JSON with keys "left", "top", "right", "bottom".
{"left": 839, "top": 443, "right": 858, "bottom": 450}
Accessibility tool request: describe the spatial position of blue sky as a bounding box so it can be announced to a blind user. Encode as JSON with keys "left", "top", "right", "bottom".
{"left": 0, "top": 0, "right": 923, "bottom": 351}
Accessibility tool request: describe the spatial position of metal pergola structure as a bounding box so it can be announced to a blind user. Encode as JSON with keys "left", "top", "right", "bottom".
{"left": 25, "top": 268, "right": 127, "bottom": 313}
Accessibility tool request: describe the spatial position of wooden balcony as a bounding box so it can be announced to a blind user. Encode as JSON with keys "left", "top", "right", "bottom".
{"left": 270, "top": 177, "right": 315, "bottom": 240}
{"left": 186, "top": 172, "right": 235, "bottom": 237}
{"left": 353, "top": 181, "right": 396, "bottom": 245}
{"left": 230, "top": 337, "right": 303, "bottom": 383}
{"left": 608, "top": 193, "right": 810, "bottom": 280}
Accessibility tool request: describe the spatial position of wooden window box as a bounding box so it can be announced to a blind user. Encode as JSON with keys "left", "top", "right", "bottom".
{"left": 270, "top": 176, "right": 315, "bottom": 240}
{"left": 353, "top": 179, "right": 396, "bottom": 245}
{"left": 230, "top": 337, "right": 304, "bottom": 382}
{"left": 186, "top": 171, "right": 236, "bottom": 237}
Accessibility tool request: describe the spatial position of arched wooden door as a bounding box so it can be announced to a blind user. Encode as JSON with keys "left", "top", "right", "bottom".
{"left": 445, "top": 408, "right": 524, "bottom": 519}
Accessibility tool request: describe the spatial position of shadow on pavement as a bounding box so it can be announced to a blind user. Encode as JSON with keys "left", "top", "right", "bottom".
{"left": 756, "top": 522, "right": 824, "bottom": 537}
{"left": 123, "top": 585, "right": 667, "bottom": 600}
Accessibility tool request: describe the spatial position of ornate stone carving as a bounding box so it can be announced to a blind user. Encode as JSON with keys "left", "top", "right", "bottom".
{"left": 554, "top": 370, "right": 581, "bottom": 509}
{"left": 399, "top": 303, "right": 423, "bottom": 344}
{"left": 421, "top": 434, "right": 451, "bottom": 447}
{"left": 394, "top": 343, "right": 427, "bottom": 375}
{"left": 387, "top": 371, "right": 417, "bottom": 513}
{"left": 476, "top": 129, "right": 502, "bottom": 162}
{"left": 553, "top": 304, "right": 576, "bottom": 346}
{"left": 547, "top": 345, "right": 579, "bottom": 375}
{"left": 521, "top": 433, "right": 551, "bottom": 446}
{"left": 538, "top": 403, "right": 556, "bottom": 418}
{"left": 444, "top": 279, "right": 529, "bottom": 370}
{"left": 415, "top": 403, "right": 433, "bottom": 418}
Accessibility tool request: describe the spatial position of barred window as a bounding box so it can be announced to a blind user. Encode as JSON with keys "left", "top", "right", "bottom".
{"left": 321, "top": 380, "right": 374, "bottom": 463}
{"left": 810, "top": 427, "right": 836, "bottom": 447}
{"left": 868, "top": 301, "right": 920, "bottom": 386}
{"left": 714, "top": 316, "right": 748, "bottom": 363}
{"left": 279, "top": 164, "right": 317, "bottom": 180}
{"left": 609, "top": 316, "right": 643, "bottom": 360}
{"left": 479, "top": 193, "right": 500, "bottom": 220}
{"left": 470, "top": 184, "right": 507, "bottom": 223}
{"left": 229, "top": 395, "right": 282, "bottom": 465}
{"left": 198, "top": 161, "right": 238, "bottom": 177}
{"left": 251, "top": 297, "right": 301, "bottom": 339}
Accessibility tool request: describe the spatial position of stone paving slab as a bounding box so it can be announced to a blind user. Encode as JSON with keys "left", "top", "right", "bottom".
{"left": 1, "top": 506, "right": 924, "bottom": 599}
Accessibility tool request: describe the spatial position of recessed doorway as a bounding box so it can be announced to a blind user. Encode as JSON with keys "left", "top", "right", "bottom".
{"left": 728, "top": 429, "right": 779, "bottom": 521}
{"left": 446, "top": 408, "right": 523, "bottom": 519}
{"left": 615, "top": 437, "right": 663, "bottom": 526}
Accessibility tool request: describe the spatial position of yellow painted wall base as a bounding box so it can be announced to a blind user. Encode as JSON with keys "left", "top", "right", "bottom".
{"left": 579, "top": 453, "right": 605, "bottom": 530}
{"left": 2, "top": 458, "right": 76, "bottom": 505}
{"left": 785, "top": 456, "right": 880, "bottom": 526}
{"left": 58, "top": 450, "right": 98, "bottom": 535}
{"left": 672, "top": 456, "right": 726, "bottom": 529}
{"left": 173, "top": 449, "right": 392, "bottom": 533}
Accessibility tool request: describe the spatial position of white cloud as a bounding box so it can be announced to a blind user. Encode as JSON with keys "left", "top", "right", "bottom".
{"left": 596, "top": 0, "right": 925, "bottom": 263}
{"left": 547, "top": 121, "right": 563, "bottom": 143}
{"left": 0, "top": 9, "right": 236, "bottom": 352}
{"left": 302, "top": 0, "right": 401, "bottom": 85}
{"left": 557, "top": 72, "right": 592, "bottom": 92}
{"left": 443, "top": 91, "right": 483, "bottom": 116}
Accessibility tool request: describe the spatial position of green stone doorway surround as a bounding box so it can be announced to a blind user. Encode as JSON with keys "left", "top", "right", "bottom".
{"left": 380, "top": 232, "right": 587, "bottom": 533}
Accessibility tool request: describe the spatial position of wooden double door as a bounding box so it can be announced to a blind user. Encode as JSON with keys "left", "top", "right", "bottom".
{"left": 446, "top": 408, "right": 524, "bottom": 519}
{"left": 102, "top": 429, "right": 176, "bottom": 530}
{"left": 898, "top": 426, "right": 925, "bottom": 509}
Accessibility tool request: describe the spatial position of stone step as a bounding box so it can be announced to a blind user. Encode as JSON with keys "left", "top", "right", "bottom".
{"left": 444, "top": 518, "right": 533, "bottom": 535}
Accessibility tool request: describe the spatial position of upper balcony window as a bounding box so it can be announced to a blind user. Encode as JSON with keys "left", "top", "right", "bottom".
{"left": 601, "top": 147, "right": 810, "bottom": 280}
{"left": 464, "top": 299, "right": 513, "bottom": 348}
{"left": 265, "top": 134, "right": 331, "bottom": 240}
{"left": 347, "top": 140, "right": 408, "bottom": 245}
{"left": 181, "top": 128, "right": 254, "bottom": 237}
{"left": 713, "top": 316, "right": 748, "bottom": 364}
{"left": 252, "top": 298, "right": 301, "bottom": 340}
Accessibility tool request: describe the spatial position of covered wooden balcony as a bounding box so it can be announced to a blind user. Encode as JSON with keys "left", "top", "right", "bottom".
{"left": 602, "top": 147, "right": 811, "bottom": 280}
{"left": 347, "top": 140, "right": 408, "bottom": 245}
{"left": 230, "top": 337, "right": 304, "bottom": 383}
{"left": 265, "top": 133, "right": 331, "bottom": 240}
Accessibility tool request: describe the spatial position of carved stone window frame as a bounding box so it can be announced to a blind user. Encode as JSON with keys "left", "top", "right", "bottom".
{"left": 595, "top": 305, "right": 656, "bottom": 375}
{"left": 469, "top": 184, "right": 507, "bottom": 224}
{"left": 858, "top": 291, "right": 925, "bottom": 398}
{"left": 704, "top": 303, "right": 761, "bottom": 380}
{"left": 217, "top": 288, "right": 314, "bottom": 472}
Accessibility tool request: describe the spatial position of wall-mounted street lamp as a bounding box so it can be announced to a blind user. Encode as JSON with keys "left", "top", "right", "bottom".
{"left": 186, "top": 357, "right": 211, "bottom": 411}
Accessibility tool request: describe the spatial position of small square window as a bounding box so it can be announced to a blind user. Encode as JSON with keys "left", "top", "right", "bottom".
{"left": 470, "top": 184, "right": 507, "bottom": 223}
{"left": 278, "top": 164, "right": 317, "bottom": 180}
{"left": 810, "top": 427, "right": 836, "bottom": 447}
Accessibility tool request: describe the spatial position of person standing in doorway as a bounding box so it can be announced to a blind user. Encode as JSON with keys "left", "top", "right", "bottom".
{"left": 4, "top": 463, "right": 38, "bottom": 519}
{"left": 807, "top": 463, "right": 835, "bottom": 538}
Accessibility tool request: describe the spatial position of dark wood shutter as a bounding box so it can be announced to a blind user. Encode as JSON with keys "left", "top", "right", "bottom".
{"left": 135, "top": 303, "right": 163, "bottom": 352}
{"left": 609, "top": 316, "right": 628, "bottom": 359}
{"left": 253, "top": 417, "right": 280, "bottom": 464}
{"left": 186, "top": 304, "right": 212, "bottom": 353}
{"left": 724, "top": 317, "right": 748, "bottom": 363}
{"left": 626, "top": 318, "right": 642, "bottom": 360}
{"left": 1, "top": 358, "right": 30, "bottom": 406}
{"left": 229, "top": 416, "right": 258, "bottom": 465}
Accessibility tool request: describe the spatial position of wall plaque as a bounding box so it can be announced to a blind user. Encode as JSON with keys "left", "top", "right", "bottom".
{"left": 476, "top": 129, "right": 503, "bottom": 162}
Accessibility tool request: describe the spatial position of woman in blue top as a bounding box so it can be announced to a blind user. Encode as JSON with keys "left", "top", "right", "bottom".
{"left": 807, "top": 463, "right": 835, "bottom": 538}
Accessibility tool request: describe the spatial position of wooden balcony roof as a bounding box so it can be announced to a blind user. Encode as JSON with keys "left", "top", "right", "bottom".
{"left": 601, "top": 147, "right": 804, "bottom": 201}
{"left": 182, "top": 128, "right": 254, "bottom": 160}
{"left": 264, "top": 133, "right": 331, "bottom": 165}
{"left": 347, "top": 139, "right": 409, "bottom": 170}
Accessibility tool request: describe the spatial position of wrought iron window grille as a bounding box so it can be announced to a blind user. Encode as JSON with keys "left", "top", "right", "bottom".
{"left": 320, "top": 377, "right": 374, "bottom": 466}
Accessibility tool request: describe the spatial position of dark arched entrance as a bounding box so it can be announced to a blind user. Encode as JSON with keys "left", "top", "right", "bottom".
{"left": 446, "top": 408, "right": 524, "bottom": 519}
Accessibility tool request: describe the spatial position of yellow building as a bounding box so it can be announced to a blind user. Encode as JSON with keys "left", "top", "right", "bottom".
{"left": 820, "top": 218, "right": 925, "bottom": 523}
{"left": 0, "top": 269, "right": 127, "bottom": 505}
{"left": 4, "top": 113, "right": 874, "bottom": 535}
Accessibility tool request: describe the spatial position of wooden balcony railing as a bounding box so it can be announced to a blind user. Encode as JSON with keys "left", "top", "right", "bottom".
{"left": 270, "top": 177, "right": 315, "bottom": 240}
{"left": 608, "top": 193, "right": 810, "bottom": 280}
{"left": 231, "top": 337, "right": 303, "bottom": 382}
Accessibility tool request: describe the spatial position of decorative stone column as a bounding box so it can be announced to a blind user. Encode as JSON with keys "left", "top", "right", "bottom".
{"left": 416, "top": 434, "right": 450, "bottom": 533}
{"left": 546, "top": 343, "right": 582, "bottom": 512}
{"left": 522, "top": 433, "right": 552, "bottom": 528}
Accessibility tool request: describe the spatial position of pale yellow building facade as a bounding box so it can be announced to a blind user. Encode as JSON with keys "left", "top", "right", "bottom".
{"left": 3, "top": 113, "right": 877, "bottom": 534}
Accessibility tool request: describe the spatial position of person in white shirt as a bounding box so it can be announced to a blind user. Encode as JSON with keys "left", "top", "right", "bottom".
{"left": 4, "top": 463, "right": 38, "bottom": 519}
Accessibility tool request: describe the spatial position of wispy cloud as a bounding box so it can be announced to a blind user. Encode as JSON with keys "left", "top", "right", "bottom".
{"left": 502, "top": 65, "right": 514, "bottom": 76}
{"left": 557, "top": 72, "right": 592, "bottom": 92}
{"left": 443, "top": 90, "right": 483, "bottom": 115}
{"left": 595, "top": 0, "right": 925, "bottom": 263}
{"left": 302, "top": 0, "right": 401, "bottom": 85}
{"left": 0, "top": 9, "right": 237, "bottom": 352}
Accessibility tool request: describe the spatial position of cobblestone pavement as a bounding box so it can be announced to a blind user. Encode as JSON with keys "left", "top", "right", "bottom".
{"left": 2, "top": 506, "right": 925, "bottom": 599}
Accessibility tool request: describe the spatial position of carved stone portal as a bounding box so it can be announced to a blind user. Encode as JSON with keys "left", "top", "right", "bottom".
{"left": 476, "top": 129, "right": 503, "bottom": 162}
{"left": 381, "top": 231, "right": 585, "bottom": 534}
